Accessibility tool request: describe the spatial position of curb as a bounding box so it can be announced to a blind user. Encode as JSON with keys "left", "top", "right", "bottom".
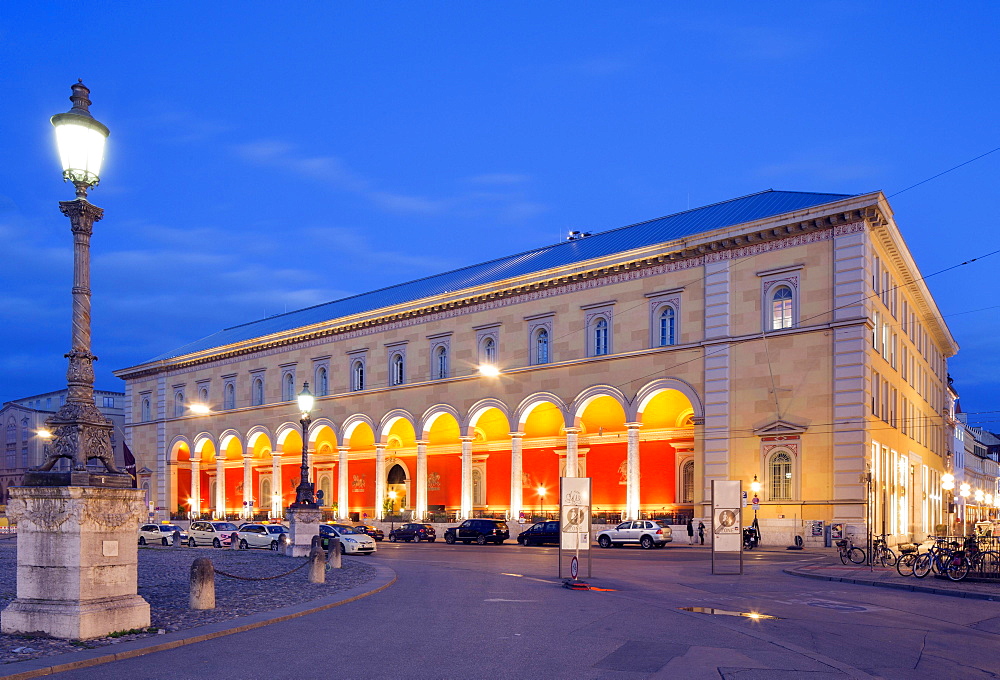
{"left": 0, "top": 560, "right": 397, "bottom": 680}
{"left": 784, "top": 566, "right": 1000, "bottom": 602}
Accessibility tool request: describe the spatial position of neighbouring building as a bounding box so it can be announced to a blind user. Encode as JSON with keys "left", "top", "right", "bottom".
{"left": 1, "top": 389, "right": 126, "bottom": 501}
{"left": 114, "top": 189, "right": 959, "bottom": 544}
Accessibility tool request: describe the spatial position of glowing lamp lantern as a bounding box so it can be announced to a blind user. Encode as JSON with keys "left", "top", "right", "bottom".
{"left": 51, "top": 81, "right": 109, "bottom": 197}
{"left": 750, "top": 475, "right": 762, "bottom": 495}
{"left": 986, "top": 493, "right": 993, "bottom": 506}
{"left": 478, "top": 364, "right": 500, "bottom": 378}
{"left": 960, "top": 483, "right": 971, "bottom": 498}
{"left": 296, "top": 384, "right": 315, "bottom": 415}
{"left": 975, "top": 489, "right": 985, "bottom": 504}
{"left": 941, "top": 473, "right": 955, "bottom": 491}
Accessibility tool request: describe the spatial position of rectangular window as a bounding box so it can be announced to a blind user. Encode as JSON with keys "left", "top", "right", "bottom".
{"left": 102, "top": 396, "right": 115, "bottom": 408}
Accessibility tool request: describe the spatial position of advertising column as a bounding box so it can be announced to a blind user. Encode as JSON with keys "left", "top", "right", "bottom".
{"left": 559, "top": 477, "right": 592, "bottom": 580}
{"left": 711, "top": 479, "right": 743, "bottom": 575}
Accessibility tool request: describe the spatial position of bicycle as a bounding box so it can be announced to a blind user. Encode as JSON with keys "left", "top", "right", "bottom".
{"left": 913, "top": 537, "right": 955, "bottom": 578}
{"left": 895, "top": 543, "right": 919, "bottom": 576}
{"left": 836, "top": 536, "right": 865, "bottom": 565}
{"left": 873, "top": 534, "right": 897, "bottom": 567}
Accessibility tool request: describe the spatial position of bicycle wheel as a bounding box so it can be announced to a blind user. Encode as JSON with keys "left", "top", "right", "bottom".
{"left": 976, "top": 551, "right": 1000, "bottom": 577}
{"left": 879, "top": 548, "right": 897, "bottom": 568}
{"left": 848, "top": 547, "right": 866, "bottom": 564}
{"left": 839, "top": 547, "right": 850, "bottom": 565}
{"left": 895, "top": 552, "right": 916, "bottom": 577}
{"left": 947, "top": 555, "right": 969, "bottom": 582}
{"left": 931, "top": 552, "right": 949, "bottom": 575}
{"left": 913, "top": 553, "right": 932, "bottom": 578}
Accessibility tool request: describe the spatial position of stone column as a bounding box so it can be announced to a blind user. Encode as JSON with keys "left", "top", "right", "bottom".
{"left": 190, "top": 457, "right": 201, "bottom": 517}
{"left": 284, "top": 505, "right": 322, "bottom": 558}
{"left": 563, "top": 427, "right": 580, "bottom": 478}
{"left": 509, "top": 432, "right": 524, "bottom": 521}
{"left": 337, "top": 446, "right": 350, "bottom": 521}
{"left": 625, "top": 422, "right": 642, "bottom": 520}
{"left": 1, "top": 486, "right": 150, "bottom": 639}
{"left": 215, "top": 455, "right": 225, "bottom": 518}
{"left": 460, "top": 436, "right": 474, "bottom": 519}
{"left": 416, "top": 440, "right": 428, "bottom": 521}
{"left": 242, "top": 453, "right": 254, "bottom": 518}
{"left": 374, "top": 443, "right": 386, "bottom": 520}
{"left": 270, "top": 451, "right": 282, "bottom": 518}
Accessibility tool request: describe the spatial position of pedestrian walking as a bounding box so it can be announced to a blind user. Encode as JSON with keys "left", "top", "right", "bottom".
{"left": 686, "top": 518, "right": 695, "bottom": 545}
{"left": 697, "top": 521, "right": 705, "bottom": 545}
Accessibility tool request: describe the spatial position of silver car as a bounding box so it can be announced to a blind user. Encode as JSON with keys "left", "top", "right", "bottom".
{"left": 188, "top": 521, "right": 240, "bottom": 548}
{"left": 320, "top": 524, "right": 376, "bottom": 555}
{"left": 138, "top": 523, "right": 187, "bottom": 546}
{"left": 236, "top": 523, "right": 289, "bottom": 550}
{"left": 597, "top": 520, "right": 673, "bottom": 549}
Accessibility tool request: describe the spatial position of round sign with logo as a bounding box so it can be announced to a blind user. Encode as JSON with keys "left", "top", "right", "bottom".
{"left": 752, "top": 496, "right": 760, "bottom": 506}
{"left": 570, "top": 555, "right": 579, "bottom": 580}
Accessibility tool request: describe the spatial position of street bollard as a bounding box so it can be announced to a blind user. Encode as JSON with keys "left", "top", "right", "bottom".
{"left": 172, "top": 530, "right": 182, "bottom": 547}
{"left": 231, "top": 532, "right": 240, "bottom": 550}
{"left": 308, "top": 545, "right": 325, "bottom": 584}
{"left": 190, "top": 557, "right": 215, "bottom": 610}
{"left": 327, "top": 537, "right": 342, "bottom": 569}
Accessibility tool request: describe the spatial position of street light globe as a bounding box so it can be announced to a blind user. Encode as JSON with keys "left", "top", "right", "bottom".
{"left": 942, "top": 473, "right": 955, "bottom": 491}
{"left": 388, "top": 490, "right": 397, "bottom": 500}
{"left": 750, "top": 475, "right": 761, "bottom": 494}
{"left": 36, "top": 428, "right": 52, "bottom": 440}
{"left": 975, "top": 489, "right": 985, "bottom": 503}
{"left": 51, "top": 81, "right": 109, "bottom": 192}
{"left": 188, "top": 403, "right": 211, "bottom": 415}
{"left": 537, "top": 486, "right": 546, "bottom": 498}
{"left": 960, "top": 483, "right": 971, "bottom": 498}
{"left": 296, "top": 382, "right": 315, "bottom": 415}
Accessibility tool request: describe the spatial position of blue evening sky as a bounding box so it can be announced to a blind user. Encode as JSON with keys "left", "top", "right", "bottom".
{"left": 1, "top": 3, "right": 998, "bottom": 425}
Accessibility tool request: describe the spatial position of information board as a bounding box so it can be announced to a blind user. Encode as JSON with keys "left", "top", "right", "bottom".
{"left": 711, "top": 479, "right": 743, "bottom": 575}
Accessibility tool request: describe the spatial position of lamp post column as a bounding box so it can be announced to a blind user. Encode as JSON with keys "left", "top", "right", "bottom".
{"left": 270, "top": 450, "right": 282, "bottom": 518}
{"left": 215, "top": 454, "right": 225, "bottom": 518}
{"left": 509, "top": 432, "right": 524, "bottom": 522}
{"left": 415, "top": 440, "right": 428, "bottom": 521}
{"left": 242, "top": 453, "right": 253, "bottom": 519}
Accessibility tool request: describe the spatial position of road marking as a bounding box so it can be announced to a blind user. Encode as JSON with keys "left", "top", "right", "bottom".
{"left": 484, "top": 598, "right": 538, "bottom": 602}
{"left": 501, "top": 572, "right": 559, "bottom": 584}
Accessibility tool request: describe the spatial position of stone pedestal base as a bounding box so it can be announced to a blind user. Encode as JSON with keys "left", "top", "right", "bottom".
{"left": 1, "top": 486, "right": 150, "bottom": 640}
{"left": 285, "top": 505, "right": 322, "bottom": 557}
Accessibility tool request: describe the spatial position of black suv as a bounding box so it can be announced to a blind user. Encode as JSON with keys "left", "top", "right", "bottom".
{"left": 444, "top": 519, "right": 509, "bottom": 545}
{"left": 517, "top": 520, "right": 560, "bottom": 546}
{"left": 389, "top": 523, "right": 436, "bottom": 543}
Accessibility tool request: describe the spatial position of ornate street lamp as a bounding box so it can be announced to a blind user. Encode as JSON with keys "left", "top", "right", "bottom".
{"left": 537, "top": 486, "right": 546, "bottom": 518}
{"left": 32, "top": 81, "right": 124, "bottom": 483}
{"left": 290, "top": 382, "right": 317, "bottom": 508}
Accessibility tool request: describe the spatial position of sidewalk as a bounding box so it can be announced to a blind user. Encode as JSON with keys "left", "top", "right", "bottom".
{"left": 0, "top": 561, "right": 396, "bottom": 680}
{"left": 786, "top": 560, "right": 1000, "bottom": 601}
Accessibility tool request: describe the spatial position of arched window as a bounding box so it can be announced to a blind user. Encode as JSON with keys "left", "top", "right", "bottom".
{"left": 352, "top": 360, "right": 365, "bottom": 391}
{"left": 174, "top": 392, "right": 184, "bottom": 417}
{"left": 593, "top": 317, "right": 609, "bottom": 356}
{"left": 534, "top": 328, "right": 549, "bottom": 365}
{"left": 141, "top": 397, "right": 151, "bottom": 422}
{"left": 319, "top": 475, "right": 333, "bottom": 507}
{"left": 680, "top": 459, "right": 694, "bottom": 503}
{"left": 481, "top": 337, "right": 497, "bottom": 366}
{"left": 224, "top": 383, "right": 235, "bottom": 410}
{"left": 283, "top": 373, "right": 295, "bottom": 401}
{"left": 198, "top": 387, "right": 209, "bottom": 404}
{"left": 770, "top": 285, "right": 794, "bottom": 330}
{"left": 472, "top": 468, "right": 484, "bottom": 506}
{"left": 769, "top": 450, "right": 793, "bottom": 500}
{"left": 260, "top": 478, "right": 272, "bottom": 507}
{"left": 252, "top": 378, "right": 264, "bottom": 406}
{"left": 390, "top": 354, "right": 405, "bottom": 386}
{"left": 659, "top": 306, "right": 676, "bottom": 346}
{"left": 316, "top": 367, "right": 328, "bottom": 396}
{"left": 434, "top": 346, "right": 448, "bottom": 380}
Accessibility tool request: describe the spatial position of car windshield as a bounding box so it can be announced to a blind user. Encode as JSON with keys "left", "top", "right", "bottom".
{"left": 213, "top": 523, "right": 238, "bottom": 531}
{"left": 159, "top": 525, "right": 181, "bottom": 532}
{"left": 267, "top": 526, "right": 287, "bottom": 533}
{"left": 333, "top": 525, "right": 357, "bottom": 534}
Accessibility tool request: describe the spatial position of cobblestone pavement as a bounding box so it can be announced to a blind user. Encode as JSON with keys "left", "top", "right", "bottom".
{"left": 0, "top": 541, "right": 377, "bottom": 665}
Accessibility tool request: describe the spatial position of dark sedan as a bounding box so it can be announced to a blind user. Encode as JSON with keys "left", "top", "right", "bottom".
{"left": 354, "top": 524, "right": 384, "bottom": 541}
{"left": 389, "top": 523, "right": 436, "bottom": 543}
{"left": 517, "top": 520, "right": 560, "bottom": 546}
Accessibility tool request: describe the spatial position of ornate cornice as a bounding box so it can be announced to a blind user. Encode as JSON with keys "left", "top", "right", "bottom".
{"left": 117, "top": 207, "right": 870, "bottom": 381}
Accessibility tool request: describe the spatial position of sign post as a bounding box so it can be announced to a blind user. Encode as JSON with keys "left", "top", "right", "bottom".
{"left": 711, "top": 480, "right": 743, "bottom": 575}
{"left": 558, "top": 477, "right": 591, "bottom": 580}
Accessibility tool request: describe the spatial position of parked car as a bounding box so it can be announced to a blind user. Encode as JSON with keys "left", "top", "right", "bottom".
{"left": 388, "top": 523, "right": 436, "bottom": 543}
{"left": 236, "top": 523, "right": 289, "bottom": 550}
{"left": 353, "top": 524, "right": 384, "bottom": 541}
{"left": 596, "top": 520, "right": 672, "bottom": 549}
{"left": 188, "top": 521, "right": 240, "bottom": 548}
{"left": 319, "top": 524, "right": 377, "bottom": 555}
{"left": 444, "top": 519, "right": 509, "bottom": 545}
{"left": 138, "top": 523, "right": 187, "bottom": 546}
{"left": 517, "top": 520, "right": 560, "bottom": 546}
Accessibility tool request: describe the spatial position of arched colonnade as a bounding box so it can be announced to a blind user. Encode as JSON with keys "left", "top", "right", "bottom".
{"left": 166, "top": 379, "right": 703, "bottom": 522}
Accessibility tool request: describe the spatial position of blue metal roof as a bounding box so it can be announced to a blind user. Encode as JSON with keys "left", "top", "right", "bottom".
{"left": 144, "top": 190, "right": 855, "bottom": 364}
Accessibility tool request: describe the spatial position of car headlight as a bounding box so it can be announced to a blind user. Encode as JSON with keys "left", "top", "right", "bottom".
{"left": 345, "top": 538, "right": 357, "bottom": 543}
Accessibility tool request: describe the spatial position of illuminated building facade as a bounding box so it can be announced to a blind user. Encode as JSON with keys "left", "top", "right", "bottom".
{"left": 115, "top": 190, "right": 958, "bottom": 542}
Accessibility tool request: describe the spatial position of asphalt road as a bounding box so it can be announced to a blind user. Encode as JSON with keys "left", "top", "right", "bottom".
{"left": 48, "top": 542, "right": 1000, "bottom": 679}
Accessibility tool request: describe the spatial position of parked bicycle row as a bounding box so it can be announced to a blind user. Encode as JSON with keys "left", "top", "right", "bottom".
{"left": 836, "top": 534, "right": 1000, "bottom": 582}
